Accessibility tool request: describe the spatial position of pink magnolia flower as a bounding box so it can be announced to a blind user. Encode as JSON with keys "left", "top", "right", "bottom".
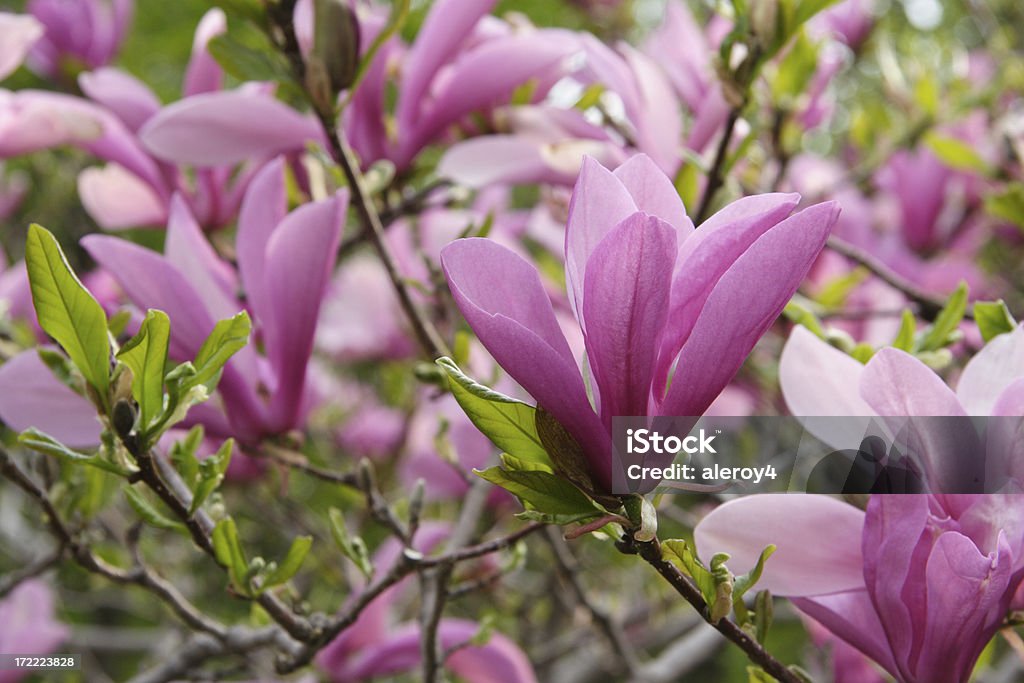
{"left": 0, "top": 9, "right": 321, "bottom": 230}
{"left": 78, "top": 158, "right": 346, "bottom": 443}
{"left": 441, "top": 154, "right": 838, "bottom": 490}
{"left": 25, "top": 0, "right": 132, "bottom": 79}
{"left": 146, "top": 0, "right": 576, "bottom": 175}
{"left": 0, "top": 580, "right": 68, "bottom": 683}
{"left": 810, "top": 0, "right": 875, "bottom": 50}
{"left": 0, "top": 13, "right": 44, "bottom": 81}
{"left": 317, "top": 523, "right": 536, "bottom": 683}
{"left": 694, "top": 325, "right": 1024, "bottom": 683}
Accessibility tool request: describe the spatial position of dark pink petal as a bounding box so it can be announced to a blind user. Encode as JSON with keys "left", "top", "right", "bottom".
{"left": 793, "top": 590, "right": 900, "bottom": 679}
{"left": 442, "top": 238, "right": 611, "bottom": 488}
{"left": 236, "top": 157, "right": 287, "bottom": 329}
{"left": 582, "top": 213, "right": 675, "bottom": 424}
{"left": 396, "top": 0, "right": 497, "bottom": 132}
{"left": 653, "top": 193, "right": 800, "bottom": 394}
{"left": 660, "top": 201, "right": 837, "bottom": 417}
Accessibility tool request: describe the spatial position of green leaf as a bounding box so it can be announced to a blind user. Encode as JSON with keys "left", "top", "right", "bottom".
{"left": 329, "top": 508, "right": 373, "bottom": 578}
{"left": 783, "top": 301, "right": 825, "bottom": 338}
{"left": 790, "top": 0, "right": 842, "bottom": 31}
{"left": 190, "top": 439, "right": 234, "bottom": 516}
{"left": 573, "top": 83, "right": 605, "bottom": 110}
{"left": 920, "top": 282, "right": 968, "bottom": 352}
{"left": 191, "top": 312, "right": 252, "bottom": 389}
{"left": 117, "top": 310, "right": 170, "bottom": 430}
{"left": 208, "top": 27, "right": 294, "bottom": 85}
{"left": 984, "top": 185, "right": 1024, "bottom": 228}
{"left": 437, "top": 358, "right": 551, "bottom": 465}
{"left": 734, "top": 545, "right": 776, "bottom": 601}
{"left": 892, "top": 309, "right": 917, "bottom": 351}
{"left": 212, "top": 517, "right": 250, "bottom": 595}
{"left": 974, "top": 300, "right": 1017, "bottom": 342}
{"left": 662, "top": 539, "right": 734, "bottom": 622}
{"left": 754, "top": 589, "right": 774, "bottom": 644}
{"left": 24, "top": 224, "right": 110, "bottom": 396}
{"left": 475, "top": 467, "right": 603, "bottom": 521}
{"left": 170, "top": 425, "right": 205, "bottom": 486}
{"left": 123, "top": 486, "right": 186, "bottom": 532}
{"left": 19, "top": 428, "right": 132, "bottom": 477}
{"left": 924, "top": 132, "right": 991, "bottom": 175}
{"left": 261, "top": 536, "right": 313, "bottom": 590}
{"left": 850, "top": 342, "right": 875, "bottom": 364}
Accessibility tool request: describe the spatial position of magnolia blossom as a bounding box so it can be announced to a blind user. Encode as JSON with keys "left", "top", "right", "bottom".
{"left": 441, "top": 154, "right": 838, "bottom": 490}
{"left": 80, "top": 158, "right": 345, "bottom": 443}
{"left": 0, "top": 580, "right": 68, "bottom": 683}
{"left": 0, "top": 9, "right": 320, "bottom": 230}
{"left": 317, "top": 523, "right": 536, "bottom": 683}
{"left": 144, "top": 0, "right": 577, "bottom": 175}
{"left": 25, "top": 0, "right": 132, "bottom": 78}
{"left": 695, "top": 325, "right": 1024, "bottom": 683}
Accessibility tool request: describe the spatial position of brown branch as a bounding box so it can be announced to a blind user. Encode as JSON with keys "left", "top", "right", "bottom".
{"left": 546, "top": 527, "right": 643, "bottom": 677}
{"left": 825, "top": 236, "right": 972, "bottom": 321}
{"left": 621, "top": 534, "right": 805, "bottom": 683}
{"left": 696, "top": 108, "right": 741, "bottom": 224}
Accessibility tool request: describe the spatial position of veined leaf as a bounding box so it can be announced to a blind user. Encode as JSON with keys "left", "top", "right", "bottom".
{"left": 974, "top": 300, "right": 1017, "bottom": 343}
{"left": 123, "top": 486, "right": 186, "bottom": 532}
{"left": 117, "top": 310, "right": 170, "bottom": 430}
{"left": 19, "top": 428, "right": 132, "bottom": 477}
{"left": 25, "top": 224, "right": 110, "bottom": 396}
{"left": 920, "top": 282, "right": 968, "bottom": 352}
{"left": 475, "top": 467, "right": 602, "bottom": 519}
{"left": 212, "top": 517, "right": 250, "bottom": 595}
{"left": 191, "top": 312, "right": 252, "bottom": 389}
{"left": 437, "top": 357, "right": 551, "bottom": 465}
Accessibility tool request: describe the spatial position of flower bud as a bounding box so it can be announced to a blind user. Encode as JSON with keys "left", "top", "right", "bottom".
{"left": 111, "top": 398, "right": 137, "bottom": 439}
{"left": 308, "top": 0, "right": 361, "bottom": 102}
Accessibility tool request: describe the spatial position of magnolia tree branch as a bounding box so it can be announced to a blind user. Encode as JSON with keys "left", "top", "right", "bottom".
{"left": 620, "top": 534, "right": 806, "bottom": 683}
{"left": 264, "top": 5, "right": 450, "bottom": 360}
{"left": 825, "top": 236, "right": 972, "bottom": 321}
{"left": 545, "top": 528, "right": 643, "bottom": 678}
{"left": 696, "top": 108, "right": 742, "bottom": 224}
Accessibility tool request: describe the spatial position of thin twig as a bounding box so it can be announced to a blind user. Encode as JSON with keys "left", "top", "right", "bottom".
{"left": 825, "top": 236, "right": 971, "bottom": 321}
{"left": 546, "top": 527, "right": 644, "bottom": 678}
{"left": 696, "top": 108, "right": 741, "bottom": 224}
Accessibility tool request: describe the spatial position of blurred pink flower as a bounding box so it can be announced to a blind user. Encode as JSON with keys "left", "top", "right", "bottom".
{"left": 0, "top": 13, "right": 44, "bottom": 81}
{"left": 26, "top": 0, "right": 132, "bottom": 78}
{"left": 0, "top": 580, "right": 68, "bottom": 683}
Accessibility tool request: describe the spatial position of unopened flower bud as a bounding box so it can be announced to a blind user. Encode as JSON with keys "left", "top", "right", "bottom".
{"left": 111, "top": 398, "right": 137, "bottom": 439}
{"left": 308, "top": 0, "right": 361, "bottom": 103}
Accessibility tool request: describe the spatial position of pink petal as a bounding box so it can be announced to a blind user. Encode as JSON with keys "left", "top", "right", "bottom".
{"left": 140, "top": 90, "right": 322, "bottom": 167}
{"left": 956, "top": 325, "right": 1024, "bottom": 415}
{"left": 77, "top": 163, "right": 168, "bottom": 229}
{"left": 611, "top": 153, "right": 691, "bottom": 231}
{"left": 183, "top": 9, "right": 226, "bottom": 97}
{"left": 78, "top": 67, "right": 161, "bottom": 132}
{"left": 660, "top": 201, "right": 837, "bottom": 417}
{"left": 0, "top": 349, "right": 100, "bottom": 447}
{"left": 582, "top": 213, "right": 676, "bottom": 424}
{"left": 695, "top": 494, "right": 867, "bottom": 596}
{"left": 262, "top": 193, "right": 346, "bottom": 431}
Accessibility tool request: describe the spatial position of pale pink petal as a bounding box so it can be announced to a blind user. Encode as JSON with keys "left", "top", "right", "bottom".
{"left": 0, "top": 13, "right": 44, "bottom": 81}
{"left": 956, "top": 325, "right": 1024, "bottom": 415}
{"left": 77, "top": 163, "right": 167, "bottom": 229}
{"left": 695, "top": 494, "right": 866, "bottom": 596}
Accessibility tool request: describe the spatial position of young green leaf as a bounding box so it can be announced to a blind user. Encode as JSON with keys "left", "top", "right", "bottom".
{"left": 191, "top": 312, "right": 252, "bottom": 389}
{"left": 329, "top": 508, "right": 373, "bottom": 578}
{"left": 19, "top": 428, "right": 132, "bottom": 477}
{"left": 117, "top": 310, "right": 170, "bottom": 430}
{"left": 920, "top": 282, "right": 968, "bottom": 352}
{"left": 261, "top": 536, "right": 313, "bottom": 590}
{"left": 892, "top": 309, "right": 917, "bottom": 351}
{"left": 475, "top": 467, "right": 603, "bottom": 521}
{"left": 170, "top": 425, "right": 205, "bottom": 486}
{"left": 212, "top": 517, "right": 250, "bottom": 595}
{"left": 984, "top": 185, "right": 1024, "bottom": 229}
{"left": 437, "top": 357, "right": 552, "bottom": 465}
{"left": 974, "top": 300, "right": 1017, "bottom": 342}
{"left": 123, "top": 486, "right": 187, "bottom": 533}
{"left": 924, "top": 132, "right": 991, "bottom": 175}
{"left": 24, "top": 224, "right": 111, "bottom": 395}
{"left": 662, "top": 539, "right": 734, "bottom": 622}
{"left": 190, "top": 439, "right": 234, "bottom": 515}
